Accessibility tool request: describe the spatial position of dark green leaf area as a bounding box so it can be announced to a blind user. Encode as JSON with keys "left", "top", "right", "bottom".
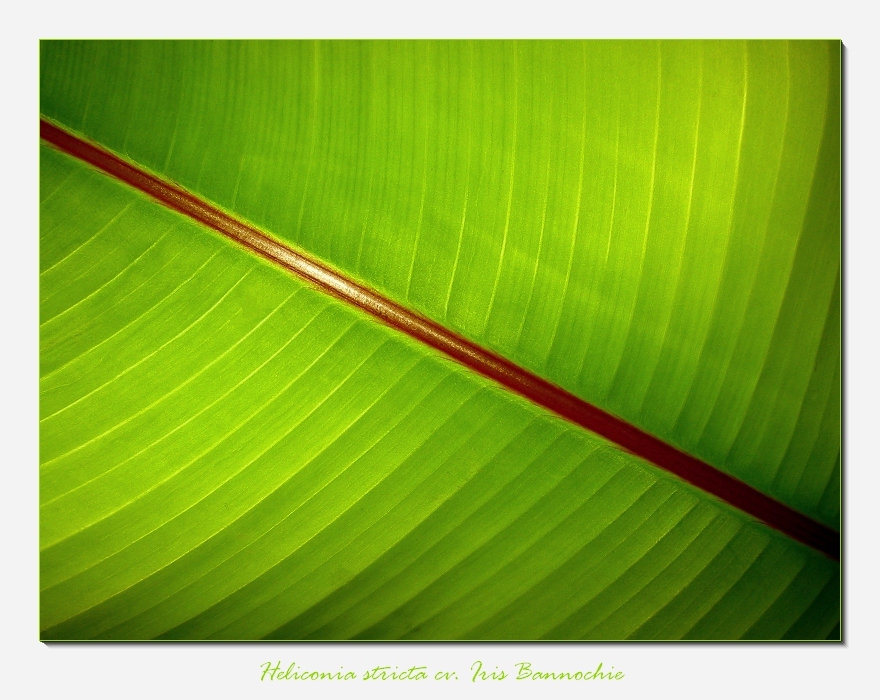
{"left": 40, "top": 148, "right": 838, "bottom": 640}
{"left": 40, "top": 40, "right": 841, "bottom": 526}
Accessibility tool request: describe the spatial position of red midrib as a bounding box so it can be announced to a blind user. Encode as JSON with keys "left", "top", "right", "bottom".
{"left": 40, "top": 118, "right": 840, "bottom": 561}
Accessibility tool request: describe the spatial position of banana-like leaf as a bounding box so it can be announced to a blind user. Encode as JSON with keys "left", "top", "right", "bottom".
{"left": 39, "top": 40, "right": 841, "bottom": 640}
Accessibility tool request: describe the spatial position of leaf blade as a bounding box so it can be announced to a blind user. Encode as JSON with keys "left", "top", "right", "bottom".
{"left": 40, "top": 145, "right": 838, "bottom": 640}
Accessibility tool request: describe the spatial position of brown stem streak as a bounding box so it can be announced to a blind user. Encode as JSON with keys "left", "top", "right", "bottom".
{"left": 40, "top": 118, "right": 840, "bottom": 561}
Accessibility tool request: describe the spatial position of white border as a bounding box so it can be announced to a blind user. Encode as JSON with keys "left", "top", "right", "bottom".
{"left": 4, "top": 3, "right": 878, "bottom": 697}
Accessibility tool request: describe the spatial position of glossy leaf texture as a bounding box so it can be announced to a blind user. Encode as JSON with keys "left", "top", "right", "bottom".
{"left": 40, "top": 146, "right": 839, "bottom": 640}
{"left": 40, "top": 40, "right": 841, "bottom": 528}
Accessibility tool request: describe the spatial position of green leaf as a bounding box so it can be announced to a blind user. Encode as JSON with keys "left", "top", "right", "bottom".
{"left": 39, "top": 39, "right": 840, "bottom": 640}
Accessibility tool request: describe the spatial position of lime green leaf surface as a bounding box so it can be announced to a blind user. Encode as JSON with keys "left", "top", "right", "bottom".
{"left": 40, "top": 40, "right": 841, "bottom": 527}
{"left": 40, "top": 146, "right": 838, "bottom": 640}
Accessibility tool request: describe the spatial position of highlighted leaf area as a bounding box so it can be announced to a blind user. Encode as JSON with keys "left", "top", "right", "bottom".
{"left": 41, "top": 40, "right": 841, "bottom": 529}
{"left": 40, "top": 147, "right": 838, "bottom": 640}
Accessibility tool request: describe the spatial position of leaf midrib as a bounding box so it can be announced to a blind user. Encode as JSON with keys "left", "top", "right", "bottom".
{"left": 39, "top": 117, "right": 839, "bottom": 561}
